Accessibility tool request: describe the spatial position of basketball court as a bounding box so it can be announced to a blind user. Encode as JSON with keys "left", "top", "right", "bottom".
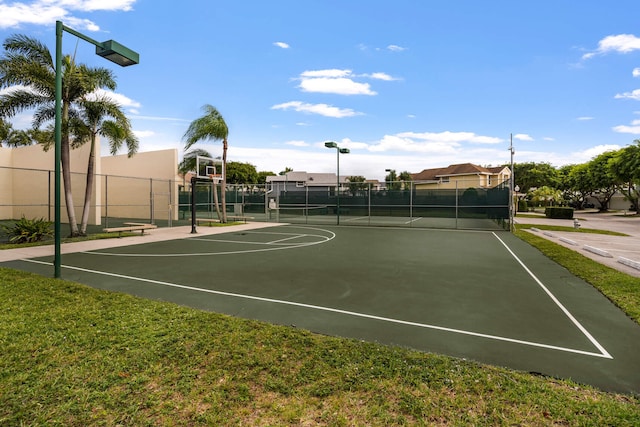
{"left": 2, "top": 223, "right": 640, "bottom": 394}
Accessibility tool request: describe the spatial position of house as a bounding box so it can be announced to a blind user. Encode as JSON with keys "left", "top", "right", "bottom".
{"left": 411, "top": 163, "right": 511, "bottom": 190}
{"left": 266, "top": 171, "right": 347, "bottom": 193}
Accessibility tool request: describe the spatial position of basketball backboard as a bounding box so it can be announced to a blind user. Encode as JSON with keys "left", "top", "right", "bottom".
{"left": 196, "top": 155, "right": 224, "bottom": 182}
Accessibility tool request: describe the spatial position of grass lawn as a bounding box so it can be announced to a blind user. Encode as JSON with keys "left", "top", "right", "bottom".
{"left": 1, "top": 230, "right": 640, "bottom": 425}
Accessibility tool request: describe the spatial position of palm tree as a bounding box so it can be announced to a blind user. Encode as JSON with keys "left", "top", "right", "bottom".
{"left": 71, "top": 95, "right": 138, "bottom": 234}
{"left": 0, "top": 118, "right": 33, "bottom": 147}
{"left": 178, "top": 148, "right": 223, "bottom": 221}
{"left": 183, "top": 105, "right": 229, "bottom": 222}
{"left": 0, "top": 34, "right": 118, "bottom": 236}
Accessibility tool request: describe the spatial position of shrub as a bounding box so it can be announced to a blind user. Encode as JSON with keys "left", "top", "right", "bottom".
{"left": 517, "top": 200, "right": 528, "bottom": 212}
{"left": 544, "top": 207, "right": 574, "bottom": 219}
{"left": 2, "top": 216, "right": 53, "bottom": 243}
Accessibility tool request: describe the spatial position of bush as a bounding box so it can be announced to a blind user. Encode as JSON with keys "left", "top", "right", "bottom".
{"left": 2, "top": 216, "right": 53, "bottom": 243}
{"left": 517, "top": 200, "right": 528, "bottom": 212}
{"left": 544, "top": 207, "right": 574, "bottom": 219}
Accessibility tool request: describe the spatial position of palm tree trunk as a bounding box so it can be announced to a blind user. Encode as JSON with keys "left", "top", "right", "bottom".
{"left": 221, "top": 138, "right": 228, "bottom": 223}
{"left": 211, "top": 180, "right": 222, "bottom": 221}
{"left": 61, "top": 133, "right": 80, "bottom": 237}
{"left": 79, "top": 138, "right": 96, "bottom": 235}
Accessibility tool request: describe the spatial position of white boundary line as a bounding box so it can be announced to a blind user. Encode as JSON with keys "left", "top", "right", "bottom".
{"left": 23, "top": 257, "right": 612, "bottom": 359}
{"left": 82, "top": 227, "right": 336, "bottom": 257}
{"left": 491, "top": 232, "right": 612, "bottom": 359}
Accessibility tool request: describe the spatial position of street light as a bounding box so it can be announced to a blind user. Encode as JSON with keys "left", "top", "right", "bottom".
{"left": 324, "top": 141, "right": 349, "bottom": 225}
{"left": 53, "top": 21, "right": 139, "bottom": 278}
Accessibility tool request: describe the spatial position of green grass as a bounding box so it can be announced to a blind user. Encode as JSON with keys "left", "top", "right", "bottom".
{"left": 515, "top": 227, "right": 640, "bottom": 323}
{"left": 515, "top": 222, "right": 628, "bottom": 236}
{"left": 1, "top": 264, "right": 640, "bottom": 425}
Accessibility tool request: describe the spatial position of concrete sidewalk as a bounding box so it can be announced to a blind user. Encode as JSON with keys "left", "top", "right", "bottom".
{"left": 0, "top": 222, "right": 281, "bottom": 264}
{"left": 515, "top": 212, "right": 640, "bottom": 278}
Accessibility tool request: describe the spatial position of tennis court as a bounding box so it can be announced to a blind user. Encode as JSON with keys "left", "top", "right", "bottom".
{"left": 3, "top": 224, "right": 640, "bottom": 394}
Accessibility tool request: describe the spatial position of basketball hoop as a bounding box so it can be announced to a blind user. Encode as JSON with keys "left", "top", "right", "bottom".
{"left": 208, "top": 174, "right": 222, "bottom": 183}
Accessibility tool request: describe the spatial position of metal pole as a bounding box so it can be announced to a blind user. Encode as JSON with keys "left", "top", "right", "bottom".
{"left": 191, "top": 176, "right": 197, "bottom": 233}
{"left": 53, "top": 21, "right": 63, "bottom": 278}
{"left": 510, "top": 133, "right": 515, "bottom": 231}
{"left": 336, "top": 149, "right": 340, "bottom": 225}
{"left": 104, "top": 175, "right": 109, "bottom": 228}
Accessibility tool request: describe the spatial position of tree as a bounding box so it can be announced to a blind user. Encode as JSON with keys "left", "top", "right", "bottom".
{"left": 257, "top": 171, "right": 276, "bottom": 184}
{"left": 398, "top": 171, "right": 413, "bottom": 190}
{"left": 226, "top": 161, "right": 258, "bottom": 184}
{"left": 183, "top": 105, "right": 229, "bottom": 222}
{"left": 586, "top": 151, "right": 620, "bottom": 211}
{"left": 557, "top": 164, "right": 591, "bottom": 209}
{"left": 347, "top": 175, "right": 367, "bottom": 196}
{"left": 0, "top": 34, "right": 118, "bottom": 236}
{"left": 609, "top": 142, "right": 640, "bottom": 211}
{"left": 385, "top": 169, "right": 398, "bottom": 190}
{"left": 279, "top": 167, "right": 293, "bottom": 176}
{"left": 71, "top": 95, "right": 138, "bottom": 234}
{"left": 513, "top": 162, "right": 558, "bottom": 193}
{"left": 528, "top": 186, "right": 562, "bottom": 207}
{"left": 0, "top": 119, "right": 34, "bottom": 147}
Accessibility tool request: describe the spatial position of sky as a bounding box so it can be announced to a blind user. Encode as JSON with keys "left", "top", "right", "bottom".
{"left": 2, "top": 1, "right": 640, "bottom": 180}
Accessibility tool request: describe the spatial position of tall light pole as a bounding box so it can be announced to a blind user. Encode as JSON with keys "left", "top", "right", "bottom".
{"left": 54, "top": 21, "right": 139, "bottom": 278}
{"left": 509, "top": 133, "right": 515, "bottom": 231}
{"left": 324, "top": 141, "right": 349, "bottom": 225}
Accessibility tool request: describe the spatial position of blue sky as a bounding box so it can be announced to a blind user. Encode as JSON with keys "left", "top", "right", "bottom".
{"left": 2, "top": 1, "right": 640, "bottom": 180}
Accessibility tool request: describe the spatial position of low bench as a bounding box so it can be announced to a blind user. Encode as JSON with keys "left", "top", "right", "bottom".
{"left": 226, "top": 215, "right": 255, "bottom": 223}
{"left": 195, "top": 218, "right": 221, "bottom": 226}
{"left": 103, "top": 223, "right": 157, "bottom": 236}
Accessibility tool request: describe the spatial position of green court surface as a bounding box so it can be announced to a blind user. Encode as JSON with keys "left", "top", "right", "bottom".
{"left": 3, "top": 224, "right": 640, "bottom": 394}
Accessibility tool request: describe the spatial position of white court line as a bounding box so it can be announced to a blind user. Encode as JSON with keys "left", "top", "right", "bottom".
{"left": 267, "top": 234, "right": 309, "bottom": 244}
{"left": 405, "top": 217, "right": 422, "bottom": 224}
{"left": 491, "top": 232, "right": 612, "bottom": 359}
{"left": 189, "top": 238, "right": 301, "bottom": 246}
{"left": 23, "top": 258, "right": 612, "bottom": 359}
{"left": 82, "top": 227, "right": 336, "bottom": 257}
{"left": 344, "top": 216, "right": 369, "bottom": 222}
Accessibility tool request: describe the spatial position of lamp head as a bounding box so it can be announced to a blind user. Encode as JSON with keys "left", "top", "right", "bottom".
{"left": 96, "top": 40, "right": 139, "bottom": 67}
{"left": 324, "top": 141, "right": 338, "bottom": 148}
{"left": 339, "top": 148, "right": 350, "bottom": 154}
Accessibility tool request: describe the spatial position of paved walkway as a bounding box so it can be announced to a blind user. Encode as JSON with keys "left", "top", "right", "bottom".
{"left": 0, "top": 222, "right": 280, "bottom": 264}
{"left": 515, "top": 212, "right": 640, "bottom": 278}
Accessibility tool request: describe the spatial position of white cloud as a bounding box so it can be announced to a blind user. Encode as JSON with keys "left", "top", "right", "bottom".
{"left": 89, "top": 89, "right": 141, "bottom": 109}
{"left": 397, "top": 131, "right": 503, "bottom": 144}
{"left": 633, "top": 68, "right": 640, "bottom": 77}
{"left": 387, "top": 44, "right": 407, "bottom": 52}
{"left": 572, "top": 145, "right": 621, "bottom": 160}
{"left": 583, "top": 34, "right": 640, "bottom": 59}
{"left": 613, "top": 119, "right": 640, "bottom": 134}
{"left": 614, "top": 89, "right": 640, "bottom": 100}
{"left": 365, "top": 72, "right": 398, "bottom": 81}
{"left": 133, "top": 130, "right": 155, "bottom": 138}
{"left": 299, "top": 77, "right": 375, "bottom": 95}
{"left": 273, "top": 41, "right": 290, "bottom": 49}
{"left": 271, "top": 101, "right": 363, "bottom": 118}
{"left": 285, "top": 140, "right": 309, "bottom": 147}
{"left": 513, "top": 133, "right": 534, "bottom": 141}
{"left": 577, "top": 116, "right": 594, "bottom": 121}
{"left": 297, "top": 69, "right": 377, "bottom": 95}
{"left": 300, "top": 69, "right": 352, "bottom": 78}
{"left": 0, "top": 0, "right": 136, "bottom": 30}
